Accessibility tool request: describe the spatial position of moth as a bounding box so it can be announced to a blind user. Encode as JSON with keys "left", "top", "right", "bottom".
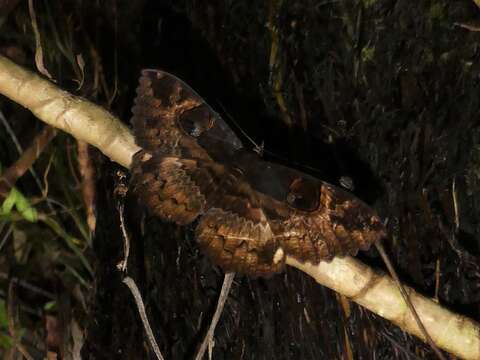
{"left": 130, "top": 69, "right": 386, "bottom": 277}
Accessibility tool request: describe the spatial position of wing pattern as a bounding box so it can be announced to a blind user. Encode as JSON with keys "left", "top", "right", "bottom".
{"left": 130, "top": 69, "right": 386, "bottom": 277}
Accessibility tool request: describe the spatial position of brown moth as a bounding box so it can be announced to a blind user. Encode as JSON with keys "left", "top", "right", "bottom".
{"left": 130, "top": 69, "right": 386, "bottom": 277}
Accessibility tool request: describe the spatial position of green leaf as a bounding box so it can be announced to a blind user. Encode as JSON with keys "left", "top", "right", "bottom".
{"left": 0, "top": 333, "right": 13, "bottom": 349}
{"left": 0, "top": 188, "right": 37, "bottom": 222}
{"left": 14, "top": 190, "right": 30, "bottom": 212}
{"left": 20, "top": 207, "right": 38, "bottom": 222}
{"left": 13, "top": 189, "right": 38, "bottom": 222}
{"left": 1, "top": 188, "right": 17, "bottom": 215}
{"left": 44, "top": 300, "right": 57, "bottom": 311}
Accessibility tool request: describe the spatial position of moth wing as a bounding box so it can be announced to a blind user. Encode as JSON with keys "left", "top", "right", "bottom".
{"left": 131, "top": 69, "right": 242, "bottom": 159}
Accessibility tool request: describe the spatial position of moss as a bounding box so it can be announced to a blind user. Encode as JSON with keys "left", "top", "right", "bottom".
{"left": 361, "top": 45, "right": 376, "bottom": 63}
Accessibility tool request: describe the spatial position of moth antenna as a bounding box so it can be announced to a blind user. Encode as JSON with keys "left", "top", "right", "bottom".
{"left": 216, "top": 103, "right": 343, "bottom": 180}
{"left": 215, "top": 102, "right": 263, "bottom": 151}
{"left": 374, "top": 240, "right": 446, "bottom": 360}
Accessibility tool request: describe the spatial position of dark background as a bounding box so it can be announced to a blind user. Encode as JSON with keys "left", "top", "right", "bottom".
{"left": 0, "top": 1, "right": 480, "bottom": 359}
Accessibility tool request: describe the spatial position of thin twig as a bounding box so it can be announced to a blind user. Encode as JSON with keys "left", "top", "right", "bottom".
{"left": 452, "top": 177, "right": 460, "bottom": 232}
{"left": 78, "top": 141, "right": 96, "bottom": 234}
{"left": 195, "top": 272, "right": 235, "bottom": 360}
{"left": 114, "top": 170, "right": 129, "bottom": 272}
{"left": 28, "top": 0, "right": 53, "bottom": 79}
{"left": 0, "top": 125, "right": 57, "bottom": 198}
{"left": 375, "top": 241, "right": 446, "bottom": 360}
{"left": 117, "top": 202, "right": 130, "bottom": 273}
{"left": 38, "top": 214, "right": 93, "bottom": 277}
{"left": 116, "top": 177, "right": 163, "bottom": 359}
{"left": 0, "top": 223, "right": 13, "bottom": 252}
{"left": 0, "top": 272, "right": 55, "bottom": 300}
{"left": 0, "top": 110, "right": 44, "bottom": 193}
{"left": 122, "top": 277, "right": 164, "bottom": 360}
{"left": 454, "top": 22, "right": 480, "bottom": 32}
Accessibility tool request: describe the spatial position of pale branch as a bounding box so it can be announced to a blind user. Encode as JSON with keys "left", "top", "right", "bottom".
{"left": 0, "top": 54, "right": 479, "bottom": 360}
{"left": 195, "top": 272, "right": 235, "bottom": 360}
{"left": 286, "top": 256, "right": 480, "bottom": 360}
{"left": 0, "top": 55, "right": 140, "bottom": 168}
{"left": 122, "top": 277, "right": 165, "bottom": 360}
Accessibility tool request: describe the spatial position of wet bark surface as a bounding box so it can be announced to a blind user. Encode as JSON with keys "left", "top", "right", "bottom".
{"left": 1, "top": 1, "right": 479, "bottom": 359}
{"left": 84, "top": 1, "right": 480, "bottom": 359}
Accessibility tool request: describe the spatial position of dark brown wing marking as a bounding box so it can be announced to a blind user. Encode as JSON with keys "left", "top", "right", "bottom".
{"left": 196, "top": 208, "right": 283, "bottom": 277}
{"left": 130, "top": 69, "right": 386, "bottom": 277}
{"left": 273, "top": 182, "right": 385, "bottom": 264}
{"left": 132, "top": 69, "right": 242, "bottom": 159}
{"left": 132, "top": 150, "right": 285, "bottom": 277}
{"left": 131, "top": 153, "right": 208, "bottom": 225}
{"left": 130, "top": 69, "right": 244, "bottom": 225}
{"left": 229, "top": 154, "right": 386, "bottom": 265}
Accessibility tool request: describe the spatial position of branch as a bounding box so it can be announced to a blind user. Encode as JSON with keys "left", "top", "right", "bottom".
{"left": 286, "top": 256, "right": 479, "bottom": 360}
{"left": 1, "top": 54, "right": 479, "bottom": 360}
{"left": 122, "top": 277, "right": 165, "bottom": 360}
{"left": 0, "top": 55, "right": 140, "bottom": 168}
{"left": 0, "top": 125, "right": 57, "bottom": 198}
{"left": 195, "top": 272, "right": 235, "bottom": 360}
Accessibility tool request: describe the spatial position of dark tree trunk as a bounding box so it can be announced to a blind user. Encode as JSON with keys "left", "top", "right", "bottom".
{"left": 74, "top": 1, "right": 480, "bottom": 359}
{"left": 0, "top": 1, "right": 479, "bottom": 359}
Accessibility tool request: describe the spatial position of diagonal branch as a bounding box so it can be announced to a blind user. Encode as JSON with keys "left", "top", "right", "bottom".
{"left": 286, "top": 256, "right": 479, "bottom": 360}
{"left": 0, "top": 55, "right": 140, "bottom": 169}
{"left": 0, "top": 125, "right": 57, "bottom": 198}
{"left": 0, "top": 54, "right": 479, "bottom": 360}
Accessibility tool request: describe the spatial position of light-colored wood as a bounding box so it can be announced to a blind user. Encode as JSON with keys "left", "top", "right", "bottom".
{"left": 0, "top": 55, "right": 140, "bottom": 168}
{"left": 1, "top": 54, "right": 479, "bottom": 359}
{"left": 287, "top": 256, "right": 480, "bottom": 360}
